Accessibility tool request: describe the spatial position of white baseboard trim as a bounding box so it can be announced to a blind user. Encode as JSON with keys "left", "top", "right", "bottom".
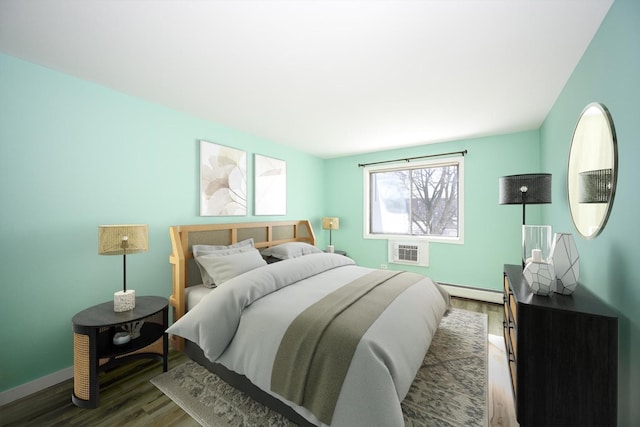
{"left": 439, "top": 283, "right": 503, "bottom": 304}
{"left": 0, "top": 366, "right": 73, "bottom": 406}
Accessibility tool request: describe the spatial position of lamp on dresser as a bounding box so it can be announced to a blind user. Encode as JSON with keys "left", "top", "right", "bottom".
{"left": 98, "top": 224, "right": 148, "bottom": 312}
{"left": 498, "top": 173, "right": 552, "bottom": 225}
{"left": 499, "top": 173, "right": 552, "bottom": 267}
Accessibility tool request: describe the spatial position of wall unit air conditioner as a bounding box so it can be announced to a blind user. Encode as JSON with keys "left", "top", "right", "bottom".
{"left": 388, "top": 240, "right": 429, "bottom": 267}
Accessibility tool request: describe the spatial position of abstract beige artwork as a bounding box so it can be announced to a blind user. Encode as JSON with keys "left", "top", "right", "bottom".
{"left": 200, "top": 141, "right": 247, "bottom": 216}
{"left": 254, "top": 154, "right": 286, "bottom": 215}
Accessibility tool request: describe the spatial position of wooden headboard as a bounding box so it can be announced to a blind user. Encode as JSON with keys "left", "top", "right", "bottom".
{"left": 168, "top": 220, "right": 316, "bottom": 349}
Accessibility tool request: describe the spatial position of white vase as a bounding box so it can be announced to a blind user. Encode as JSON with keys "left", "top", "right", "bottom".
{"left": 550, "top": 233, "right": 579, "bottom": 295}
{"left": 523, "top": 260, "right": 555, "bottom": 296}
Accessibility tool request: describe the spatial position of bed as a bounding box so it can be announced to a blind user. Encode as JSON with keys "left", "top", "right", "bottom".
{"left": 167, "top": 220, "right": 450, "bottom": 427}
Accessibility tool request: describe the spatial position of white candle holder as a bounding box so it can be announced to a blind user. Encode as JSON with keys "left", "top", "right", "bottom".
{"left": 522, "top": 225, "right": 552, "bottom": 265}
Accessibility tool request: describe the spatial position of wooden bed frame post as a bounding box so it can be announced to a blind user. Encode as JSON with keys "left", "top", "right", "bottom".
{"left": 168, "top": 226, "right": 187, "bottom": 350}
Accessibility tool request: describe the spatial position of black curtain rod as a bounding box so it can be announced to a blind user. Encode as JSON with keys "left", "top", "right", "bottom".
{"left": 357, "top": 149, "right": 467, "bottom": 168}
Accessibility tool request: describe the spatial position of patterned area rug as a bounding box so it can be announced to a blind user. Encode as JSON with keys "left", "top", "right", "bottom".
{"left": 151, "top": 308, "right": 487, "bottom": 426}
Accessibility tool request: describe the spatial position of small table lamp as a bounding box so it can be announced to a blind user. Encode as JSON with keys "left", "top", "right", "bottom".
{"left": 322, "top": 217, "right": 340, "bottom": 253}
{"left": 98, "top": 224, "right": 148, "bottom": 312}
{"left": 499, "top": 174, "right": 552, "bottom": 268}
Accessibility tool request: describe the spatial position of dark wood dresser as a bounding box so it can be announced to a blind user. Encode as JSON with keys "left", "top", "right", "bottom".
{"left": 503, "top": 264, "right": 618, "bottom": 426}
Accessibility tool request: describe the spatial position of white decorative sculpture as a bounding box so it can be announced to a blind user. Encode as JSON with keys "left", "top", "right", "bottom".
{"left": 523, "top": 258, "right": 555, "bottom": 296}
{"left": 550, "top": 232, "right": 580, "bottom": 295}
{"left": 124, "top": 320, "right": 145, "bottom": 339}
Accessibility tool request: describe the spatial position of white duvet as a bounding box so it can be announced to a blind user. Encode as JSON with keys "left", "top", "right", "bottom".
{"left": 167, "top": 253, "right": 449, "bottom": 427}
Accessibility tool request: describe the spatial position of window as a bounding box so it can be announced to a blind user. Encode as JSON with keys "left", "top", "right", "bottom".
{"left": 364, "top": 157, "right": 464, "bottom": 243}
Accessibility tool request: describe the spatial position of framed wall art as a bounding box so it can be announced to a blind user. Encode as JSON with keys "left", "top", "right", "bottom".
{"left": 200, "top": 140, "right": 247, "bottom": 216}
{"left": 254, "top": 154, "right": 286, "bottom": 215}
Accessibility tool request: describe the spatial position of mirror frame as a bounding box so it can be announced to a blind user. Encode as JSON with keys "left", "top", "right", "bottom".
{"left": 567, "top": 102, "right": 618, "bottom": 239}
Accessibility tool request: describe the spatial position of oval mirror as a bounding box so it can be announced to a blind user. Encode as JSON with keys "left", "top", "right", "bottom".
{"left": 567, "top": 102, "right": 618, "bottom": 239}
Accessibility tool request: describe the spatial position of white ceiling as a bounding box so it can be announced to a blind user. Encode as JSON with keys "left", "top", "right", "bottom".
{"left": 0, "top": 0, "right": 613, "bottom": 158}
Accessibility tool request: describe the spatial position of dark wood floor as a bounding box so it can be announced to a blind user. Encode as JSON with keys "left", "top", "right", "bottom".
{"left": 1, "top": 350, "right": 195, "bottom": 427}
{"left": 1, "top": 298, "right": 509, "bottom": 427}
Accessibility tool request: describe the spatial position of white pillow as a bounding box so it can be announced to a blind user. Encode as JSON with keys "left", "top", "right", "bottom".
{"left": 193, "top": 238, "right": 254, "bottom": 257}
{"left": 194, "top": 245, "right": 254, "bottom": 288}
{"left": 196, "top": 248, "right": 267, "bottom": 286}
{"left": 192, "top": 239, "right": 255, "bottom": 287}
{"left": 261, "top": 242, "right": 322, "bottom": 260}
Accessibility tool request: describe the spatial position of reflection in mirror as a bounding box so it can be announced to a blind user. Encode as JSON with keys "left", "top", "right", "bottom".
{"left": 568, "top": 103, "right": 617, "bottom": 239}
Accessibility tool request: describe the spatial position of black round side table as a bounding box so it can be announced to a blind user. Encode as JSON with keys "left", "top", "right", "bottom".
{"left": 71, "top": 296, "right": 168, "bottom": 408}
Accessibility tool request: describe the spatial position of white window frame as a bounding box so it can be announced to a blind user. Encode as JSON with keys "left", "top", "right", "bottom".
{"left": 363, "top": 157, "right": 465, "bottom": 244}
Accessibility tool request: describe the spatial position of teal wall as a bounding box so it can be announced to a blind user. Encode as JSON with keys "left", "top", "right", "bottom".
{"left": 2, "top": 2, "right": 638, "bottom": 422}
{"left": 540, "top": 0, "right": 639, "bottom": 424}
{"left": 0, "top": 53, "right": 325, "bottom": 392}
{"left": 324, "top": 130, "right": 543, "bottom": 290}
{"left": 326, "top": 1, "right": 639, "bottom": 422}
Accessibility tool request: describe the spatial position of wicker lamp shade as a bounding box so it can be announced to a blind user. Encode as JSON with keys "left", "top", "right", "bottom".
{"left": 322, "top": 217, "right": 340, "bottom": 230}
{"left": 98, "top": 224, "right": 148, "bottom": 255}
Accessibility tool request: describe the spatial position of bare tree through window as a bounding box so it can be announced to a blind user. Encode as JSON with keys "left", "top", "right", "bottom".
{"left": 369, "top": 162, "right": 460, "bottom": 238}
{"left": 407, "top": 165, "right": 458, "bottom": 236}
